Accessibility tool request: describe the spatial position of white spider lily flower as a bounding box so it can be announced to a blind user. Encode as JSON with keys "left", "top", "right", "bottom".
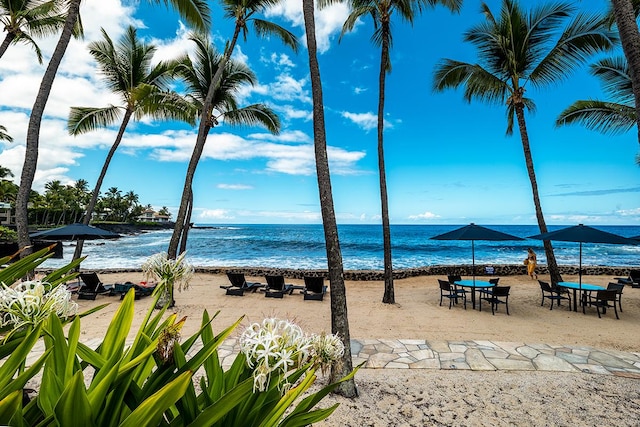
{"left": 0, "top": 281, "right": 78, "bottom": 330}
{"left": 238, "top": 318, "right": 344, "bottom": 393}
{"left": 141, "top": 252, "right": 194, "bottom": 292}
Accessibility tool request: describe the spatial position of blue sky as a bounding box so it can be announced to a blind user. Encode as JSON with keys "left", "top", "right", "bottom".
{"left": 0, "top": 0, "right": 638, "bottom": 225}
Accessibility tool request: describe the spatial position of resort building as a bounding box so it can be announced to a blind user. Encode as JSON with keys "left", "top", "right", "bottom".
{"left": 137, "top": 208, "right": 171, "bottom": 223}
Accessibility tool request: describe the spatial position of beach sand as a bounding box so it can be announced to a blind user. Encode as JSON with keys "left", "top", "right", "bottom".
{"left": 74, "top": 272, "right": 640, "bottom": 425}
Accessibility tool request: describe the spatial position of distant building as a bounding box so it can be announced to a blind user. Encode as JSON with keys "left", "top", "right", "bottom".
{"left": 137, "top": 208, "right": 171, "bottom": 223}
{"left": 0, "top": 202, "right": 11, "bottom": 225}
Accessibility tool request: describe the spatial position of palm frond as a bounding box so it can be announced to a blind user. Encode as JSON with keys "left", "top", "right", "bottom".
{"left": 221, "top": 104, "right": 281, "bottom": 134}
{"left": 252, "top": 19, "right": 299, "bottom": 53}
{"left": 0, "top": 124, "right": 13, "bottom": 142}
{"left": 530, "top": 12, "right": 617, "bottom": 87}
{"left": 67, "top": 106, "right": 122, "bottom": 135}
{"left": 148, "top": 0, "right": 211, "bottom": 32}
{"left": 139, "top": 92, "right": 199, "bottom": 125}
{"left": 591, "top": 57, "right": 633, "bottom": 104}
{"left": 556, "top": 100, "right": 636, "bottom": 135}
{"left": 433, "top": 59, "right": 507, "bottom": 104}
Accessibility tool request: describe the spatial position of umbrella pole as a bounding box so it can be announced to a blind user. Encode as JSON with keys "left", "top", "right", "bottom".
{"left": 472, "top": 240, "right": 475, "bottom": 284}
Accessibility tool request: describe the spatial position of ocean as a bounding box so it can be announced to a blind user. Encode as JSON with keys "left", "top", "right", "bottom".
{"left": 40, "top": 224, "right": 640, "bottom": 270}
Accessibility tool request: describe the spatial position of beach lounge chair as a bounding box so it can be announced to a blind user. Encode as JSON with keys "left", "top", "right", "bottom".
{"left": 114, "top": 281, "right": 157, "bottom": 300}
{"left": 438, "top": 279, "right": 466, "bottom": 309}
{"left": 480, "top": 285, "right": 510, "bottom": 315}
{"left": 221, "top": 272, "right": 264, "bottom": 296}
{"left": 302, "top": 276, "right": 327, "bottom": 301}
{"left": 263, "top": 275, "right": 295, "bottom": 298}
{"left": 77, "top": 272, "right": 114, "bottom": 300}
{"left": 617, "top": 269, "right": 640, "bottom": 288}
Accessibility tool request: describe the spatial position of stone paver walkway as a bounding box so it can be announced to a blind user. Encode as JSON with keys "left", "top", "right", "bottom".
{"left": 26, "top": 338, "right": 640, "bottom": 379}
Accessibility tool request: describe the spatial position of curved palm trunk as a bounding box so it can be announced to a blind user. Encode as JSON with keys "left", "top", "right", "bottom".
{"left": 73, "top": 109, "right": 134, "bottom": 261}
{"left": 378, "top": 34, "right": 394, "bottom": 304}
{"left": 16, "top": 0, "right": 81, "bottom": 256}
{"left": 178, "top": 188, "right": 193, "bottom": 255}
{"left": 0, "top": 33, "right": 16, "bottom": 60}
{"left": 303, "top": 0, "right": 356, "bottom": 398}
{"left": 514, "top": 104, "right": 562, "bottom": 284}
{"left": 611, "top": 0, "right": 640, "bottom": 145}
{"left": 168, "top": 27, "right": 242, "bottom": 259}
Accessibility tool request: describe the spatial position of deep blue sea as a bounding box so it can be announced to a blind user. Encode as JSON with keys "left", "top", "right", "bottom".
{"left": 40, "top": 224, "right": 640, "bottom": 270}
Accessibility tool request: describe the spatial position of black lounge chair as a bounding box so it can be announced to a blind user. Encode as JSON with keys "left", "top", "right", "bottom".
{"left": 78, "top": 272, "right": 114, "bottom": 300}
{"left": 221, "top": 272, "right": 264, "bottom": 296}
{"left": 616, "top": 269, "right": 640, "bottom": 288}
{"left": 114, "top": 281, "right": 157, "bottom": 300}
{"left": 263, "top": 275, "right": 296, "bottom": 298}
{"left": 302, "top": 276, "right": 327, "bottom": 301}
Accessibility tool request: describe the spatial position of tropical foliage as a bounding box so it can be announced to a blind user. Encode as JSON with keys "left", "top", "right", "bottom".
{"left": 0, "top": 248, "right": 354, "bottom": 426}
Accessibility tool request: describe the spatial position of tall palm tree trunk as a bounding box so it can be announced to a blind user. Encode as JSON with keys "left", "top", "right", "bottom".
{"left": 514, "top": 105, "right": 562, "bottom": 284}
{"left": 378, "top": 35, "right": 394, "bottom": 304}
{"left": 0, "top": 33, "right": 16, "bottom": 59}
{"left": 15, "top": 0, "right": 81, "bottom": 256}
{"left": 303, "top": 0, "right": 356, "bottom": 398}
{"left": 178, "top": 188, "right": 193, "bottom": 255}
{"left": 73, "top": 110, "right": 133, "bottom": 261}
{"left": 611, "top": 0, "right": 640, "bottom": 146}
{"left": 168, "top": 27, "right": 242, "bottom": 259}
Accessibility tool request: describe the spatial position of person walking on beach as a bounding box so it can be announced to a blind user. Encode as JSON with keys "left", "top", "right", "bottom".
{"left": 525, "top": 248, "right": 537, "bottom": 279}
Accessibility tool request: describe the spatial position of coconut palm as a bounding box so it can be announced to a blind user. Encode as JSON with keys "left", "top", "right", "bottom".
{"left": 433, "top": 0, "right": 617, "bottom": 285}
{"left": 14, "top": 0, "right": 210, "bottom": 256}
{"left": 168, "top": 32, "right": 280, "bottom": 256}
{"left": 0, "top": 125, "right": 12, "bottom": 142}
{"left": 302, "top": 0, "right": 356, "bottom": 397}
{"left": 557, "top": 57, "right": 636, "bottom": 134}
{"left": 610, "top": 0, "right": 640, "bottom": 145}
{"left": 67, "top": 25, "right": 194, "bottom": 261}
{"left": 339, "top": 0, "right": 462, "bottom": 304}
{"left": 167, "top": 0, "right": 298, "bottom": 258}
{"left": 0, "top": 0, "right": 67, "bottom": 63}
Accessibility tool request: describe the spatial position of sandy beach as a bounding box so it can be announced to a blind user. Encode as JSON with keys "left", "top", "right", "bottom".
{"left": 73, "top": 271, "right": 640, "bottom": 425}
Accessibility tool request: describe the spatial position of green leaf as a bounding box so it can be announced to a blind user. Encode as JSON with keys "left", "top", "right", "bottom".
{"left": 0, "top": 325, "right": 42, "bottom": 390}
{"left": 99, "top": 289, "right": 135, "bottom": 360}
{"left": 54, "top": 371, "right": 92, "bottom": 426}
{"left": 189, "top": 377, "right": 254, "bottom": 427}
{"left": 0, "top": 390, "right": 24, "bottom": 426}
{"left": 119, "top": 371, "right": 193, "bottom": 427}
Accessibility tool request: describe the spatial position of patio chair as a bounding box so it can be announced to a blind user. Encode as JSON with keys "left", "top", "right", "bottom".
{"left": 606, "top": 282, "right": 624, "bottom": 313}
{"left": 438, "top": 279, "right": 466, "bottom": 309}
{"left": 592, "top": 289, "right": 619, "bottom": 319}
{"left": 539, "top": 280, "right": 570, "bottom": 310}
{"left": 302, "top": 276, "right": 327, "bottom": 301}
{"left": 481, "top": 285, "right": 510, "bottom": 315}
{"left": 447, "top": 274, "right": 467, "bottom": 302}
{"left": 263, "top": 275, "right": 295, "bottom": 298}
{"left": 221, "top": 272, "right": 264, "bottom": 296}
{"left": 77, "top": 272, "right": 114, "bottom": 300}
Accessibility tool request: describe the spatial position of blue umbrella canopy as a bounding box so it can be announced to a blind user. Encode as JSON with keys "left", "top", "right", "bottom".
{"left": 528, "top": 224, "right": 637, "bottom": 285}
{"left": 431, "top": 223, "right": 524, "bottom": 281}
{"left": 30, "top": 223, "right": 121, "bottom": 241}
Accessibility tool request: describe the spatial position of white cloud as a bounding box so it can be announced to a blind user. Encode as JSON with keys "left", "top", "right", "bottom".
{"left": 354, "top": 87, "right": 367, "bottom": 95}
{"left": 341, "top": 111, "right": 396, "bottom": 132}
{"left": 616, "top": 208, "right": 640, "bottom": 217}
{"left": 217, "top": 183, "right": 253, "bottom": 190}
{"left": 261, "top": 52, "right": 296, "bottom": 69}
{"left": 198, "top": 208, "right": 234, "bottom": 220}
{"left": 408, "top": 211, "right": 440, "bottom": 220}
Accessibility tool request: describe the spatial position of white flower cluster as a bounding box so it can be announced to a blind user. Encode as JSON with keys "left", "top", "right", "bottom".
{"left": 238, "top": 318, "right": 344, "bottom": 392}
{"left": 0, "top": 281, "right": 78, "bottom": 330}
{"left": 141, "top": 252, "right": 194, "bottom": 291}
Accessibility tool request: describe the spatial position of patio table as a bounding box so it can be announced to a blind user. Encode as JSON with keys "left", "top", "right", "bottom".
{"left": 557, "top": 282, "right": 605, "bottom": 312}
{"left": 454, "top": 280, "right": 496, "bottom": 310}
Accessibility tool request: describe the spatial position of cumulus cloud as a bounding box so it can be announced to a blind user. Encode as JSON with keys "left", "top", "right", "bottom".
{"left": 217, "top": 183, "right": 253, "bottom": 190}
{"left": 408, "top": 211, "right": 440, "bottom": 220}
{"left": 198, "top": 208, "right": 234, "bottom": 220}
{"left": 341, "top": 111, "right": 395, "bottom": 132}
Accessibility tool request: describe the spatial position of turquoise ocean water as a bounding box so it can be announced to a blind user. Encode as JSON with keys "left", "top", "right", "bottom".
{"left": 40, "top": 224, "right": 640, "bottom": 270}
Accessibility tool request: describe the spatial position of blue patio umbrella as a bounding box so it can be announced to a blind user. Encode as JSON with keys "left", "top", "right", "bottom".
{"left": 30, "top": 223, "right": 121, "bottom": 241}
{"left": 430, "top": 223, "right": 524, "bottom": 282}
{"left": 528, "top": 224, "right": 637, "bottom": 286}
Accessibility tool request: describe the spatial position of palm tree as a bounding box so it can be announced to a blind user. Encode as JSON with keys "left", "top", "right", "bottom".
{"left": 167, "top": 31, "right": 280, "bottom": 276}
{"left": 67, "top": 25, "right": 195, "bottom": 261}
{"left": 302, "top": 0, "right": 356, "bottom": 397}
{"left": 340, "top": 0, "right": 462, "bottom": 304}
{"left": 14, "top": 0, "right": 210, "bottom": 256}
{"left": 167, "top": 2, "right": 298, "bottom": 258}
{"left": 610, "top": 0, "right": 640, "bottom": 145}
{"left": 557, "top": 57, "right": 636, "bottom": 134}
{"left": 433, "top": 0, "right": 616, "bottom": 285}
{"left": 0, "top": 124, "right": 12, "bottom": 142}
{"left": 0, "top": 0, "right": 67, "bottom": 63}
